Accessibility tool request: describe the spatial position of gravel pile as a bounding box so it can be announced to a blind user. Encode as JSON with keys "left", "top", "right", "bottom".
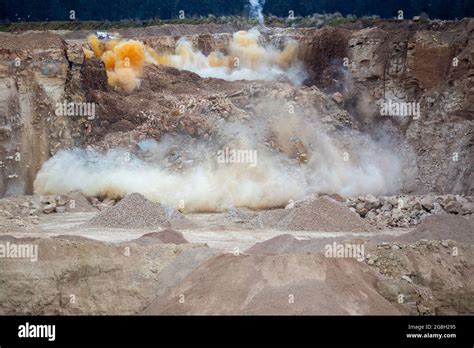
{"left": 87, "top": 193, "right": 181, "bottom": 228}
{"left": 249, "top": 197, "right": 375, "bottom": 232}
{"left": 278, "top": 197, "right": 375, "bottom": 232}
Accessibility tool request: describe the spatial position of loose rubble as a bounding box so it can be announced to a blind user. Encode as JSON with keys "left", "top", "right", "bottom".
{"left": 345, "top": 194, "right": 473, "bottom": 228}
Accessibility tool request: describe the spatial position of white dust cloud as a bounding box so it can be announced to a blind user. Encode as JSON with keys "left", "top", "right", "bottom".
{"left": 34, "top": 101, "right": 402, "bottom": 212}
{"left": 85, "top": 28, "right": 305, "bottom": 92}
{"left": 34, "top": 147, "right": 306, "bottom": 212}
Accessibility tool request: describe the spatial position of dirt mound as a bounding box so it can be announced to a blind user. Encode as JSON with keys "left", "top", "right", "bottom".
{"left": 397, "top": 215, "right": 474, "bottom": 244}
{"left": 143, "top": 253, "right": 400, "bottom": 315}
{"left": 131, "top": 230, "right": 188, "bottom": 246}
{"left": 250, "top": 197, "right": 375, "bottom": 232}
{"left": 246, "top": 234, "right": 350, "bottom": 255}
{"left": 150, "top": 245, "right": 219, "bottom": 299}
{"left": 0, "top": 236, "right": 213, "bottom": 315}
{"left": 246, "top": 234, "right": 299, "bottom": 254}
{"left": 87, "top": 193, "right": 184, "bottom": 228}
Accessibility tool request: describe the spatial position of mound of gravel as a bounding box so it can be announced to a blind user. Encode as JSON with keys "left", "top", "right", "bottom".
{"left": 131, "top": 230, "right": 189, "bottom": 246}
{"left": 87, "top": 193, "right": 183, "bottom": 228}
{"left": 250, "top": 197, "right": 374, "bottom": 232}
{"left": 397, "top": 215, "right": 474, "bottom": 244}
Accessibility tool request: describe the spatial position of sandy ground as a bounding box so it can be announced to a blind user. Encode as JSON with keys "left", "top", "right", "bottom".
{"left": 3, "top": 211, "right": 411, "bottom": 251}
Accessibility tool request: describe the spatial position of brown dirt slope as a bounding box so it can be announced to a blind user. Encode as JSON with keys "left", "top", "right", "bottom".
{"left": 143, "top": 252, "right": 401, "bottom": 315}
{"left": 397, "top": 215, "right": 474, "bottom": 244}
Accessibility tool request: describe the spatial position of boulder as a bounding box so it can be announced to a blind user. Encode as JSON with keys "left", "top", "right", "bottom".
{"left": 421, "top": 196, "right": 434, "bottom": 211}
{"left": 331, "top": 92, "right": 344, "bottom": 104}
{"left": 365, "top": 194, "right": 381, "bottom": 210}
{"left": 356, "top": 202, "right": 369, "bottom": 217}
{"left": 432, "top": 202, "right": 446, "bottom": 215}
{"left": 444, "top": 200, "right": 463, "bottom": 214}
{"left": 43, "top": 203, "right": 56, "bottom": 214}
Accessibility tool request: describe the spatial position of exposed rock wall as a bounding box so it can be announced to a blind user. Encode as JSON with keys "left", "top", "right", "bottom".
{"left": 0, "top": 33, "right": 75, "bottom": 196}
{"left": 0, "top": 20, "right": 472, "bottom": 197}
{"left": 289, "top": 20, "right": 473, "bottom": 195}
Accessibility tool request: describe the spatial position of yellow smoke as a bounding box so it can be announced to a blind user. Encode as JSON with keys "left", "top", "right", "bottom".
{"left": 87, "top": 34, "right": 104, "bottom": 57}
{"left": 86, "top": 29, "right": 301, "bottom": 92}
{"left": 87, "top": 35, "right": 146, "bottom": 93}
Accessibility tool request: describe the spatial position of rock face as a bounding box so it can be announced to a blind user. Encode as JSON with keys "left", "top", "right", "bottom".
{"left": 0, "top": 32, "right": 73, "bottom": 196}
{"left": 287, "top": 20, "right": 473, "bottom": 195}
{"left": 346, "top": 21, "right": 472, "bottom": 195}
{"left": 0, "top": 20, "right": 472, "bottom": 199}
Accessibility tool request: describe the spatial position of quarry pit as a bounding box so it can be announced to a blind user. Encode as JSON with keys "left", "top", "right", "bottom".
{"left": 0, "top": 18, "right": 473, "bottom": 315}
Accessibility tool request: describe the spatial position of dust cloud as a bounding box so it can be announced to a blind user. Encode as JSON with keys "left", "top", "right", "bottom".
{"left": 37, "top": 17, "right": 402, "bottom": 211}
{"left": 34, "top": 98, "right": 402, "bottom": 212}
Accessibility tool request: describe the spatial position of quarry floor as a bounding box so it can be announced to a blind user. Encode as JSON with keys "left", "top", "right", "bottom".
{"left": 1, "top": 201, "right": 472, "bottom": 315}
{"left": 4, "top": 211, "right": 410, "bottom": 251}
